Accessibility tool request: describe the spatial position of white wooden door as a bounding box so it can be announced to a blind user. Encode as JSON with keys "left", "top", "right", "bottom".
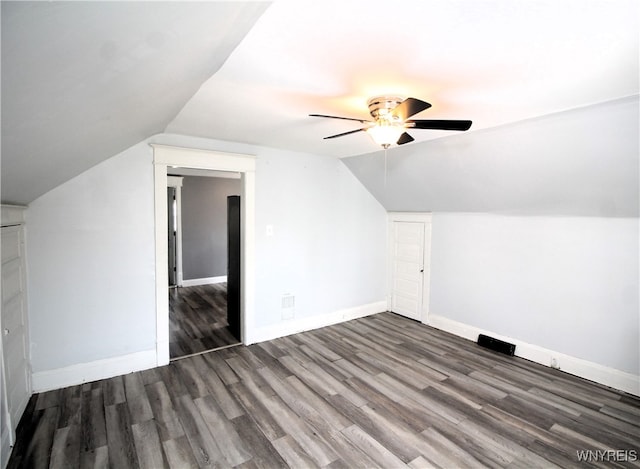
{"left": 1, "top": 224, "right": 31, "bottom": 455}
{"left": 390, "top": 220, "right": 426, "bottom": 321}
{"left": 388, "top": 213, "right": 432, "bottom": 322}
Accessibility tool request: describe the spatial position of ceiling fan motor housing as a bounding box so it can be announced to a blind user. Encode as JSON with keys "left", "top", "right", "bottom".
{"left": 367, "top": 96, "right": 404, "bottom": 120}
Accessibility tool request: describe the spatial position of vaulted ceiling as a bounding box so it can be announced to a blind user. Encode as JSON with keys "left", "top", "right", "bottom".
{"left": 1, "top": 1, "right": 268, "bottom": 204}
{"left": 2, "top": 0, "right": 638, "bottom": 206}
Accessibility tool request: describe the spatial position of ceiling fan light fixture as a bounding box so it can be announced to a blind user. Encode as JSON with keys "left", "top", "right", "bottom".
{"left": 310, "top": 96, "right": 471, "bottom": 148}
{"left": 366, "top": 121, "right": 405, "bottom": 148}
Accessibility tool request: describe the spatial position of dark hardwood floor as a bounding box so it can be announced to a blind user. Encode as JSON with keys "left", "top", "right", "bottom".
{"left": 169, "top": 283, "right": 240, "bottom": 359}
{"left": 8, "top": 312, "right": 640, "bottom": 468}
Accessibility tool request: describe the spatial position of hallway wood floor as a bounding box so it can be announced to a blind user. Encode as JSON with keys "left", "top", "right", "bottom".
{"left": 7, "top": 312, "right": 640, "bottom": 468}
{"left": 169, "top": 284, "right": 240, "bottom": 359}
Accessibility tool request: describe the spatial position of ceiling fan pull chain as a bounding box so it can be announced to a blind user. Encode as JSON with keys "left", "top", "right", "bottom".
{"left": 384, "top": 147, "right": 388, "bottom": 188}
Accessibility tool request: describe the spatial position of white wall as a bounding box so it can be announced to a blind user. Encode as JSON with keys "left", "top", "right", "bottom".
{"left": 27, "top": 141, "right": 157, "bottom": 374}
{"left": 430, "top": 213, "right": 639, "bottom": 376}
{"left": 253, "top": 146, "right": 388, "bottom": 329}
{"left": 26, "top": 133, "right": 387, "bottom": 385}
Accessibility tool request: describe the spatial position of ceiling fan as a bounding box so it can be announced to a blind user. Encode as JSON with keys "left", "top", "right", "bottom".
{"left": 310, "top": 96, "right": 472, "bottom": 149}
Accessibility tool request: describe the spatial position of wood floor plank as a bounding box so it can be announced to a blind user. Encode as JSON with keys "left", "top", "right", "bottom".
{"left": 124, "top": 373, "right": 154, "bottom": 425}
{"left": 285, "top": 374, "right": 352, "bottom": 430}
{"left": 227, "top": 380, "right": 286, "bottom": 442}
{"left": 162, "top": 436, "right": 199, "bottom": 469}
{"left": 104, "top": 403, "right": 139, "bottom": 469}
{"left": 58, "top": 385, "right": 82, "bottom": 428}
{"left": 194, "top": 394, "right": 252, "bottom": 466}
{"left": 174, "top": 394, "right": 228, "bottom": 468}
{"left": 102, "top": 375, "right": 126, "bottom": 406}
{"left": 175, "top": 357, "right": 211, "bottom": 399}
{"left": 144, "top": 381, "right": 185, "bottom": 443}
{"left": 201, "top": 351, "right": 240, "bottom": 386}
{"left": 261, "top": 392, "right": 340, "bottom": 467}
{"left": 8, "top": 312, "right": 640, "bottom": 468}
{"left": 191, "top": 354, "right": 245, "bottom": 419}
{"left": 19, "top": 407, "right": 58, "bottom": 468}
{"left": 246, "top": 343, "right": 293, "bottom": 380}
{"left": 79, "top": 446, "right": 109, "bottom": 469}
{"left": 35, "top": 389, "right": 60, "bottom": 411}
{"left": 131, "top": 420, "right": 168, "bottom": 469}
{"left": 169, "top": 284, "right": 240, "bottom": 360}
{"left": 295, "top": 331, "right": 343, "bottom": 362}
{"left": 80, "top": 388, "right": 108, "bottom": 452}
{"left": 231, "top": 414, "right": 288, "bottom": 468}
{"left": 271, "top": 434, "right": 320, "bottom": 469}
{"left": 257, "top": 367, "right": 337, "bottom": 435}
{"left": 49, "top": 425, "right": 81, "bottom": 469}
{"left": 340, "top": 424, "right": 408, "bottom": 468}
{"left": 322, "top": 428, "right": 385, "bottom": 469}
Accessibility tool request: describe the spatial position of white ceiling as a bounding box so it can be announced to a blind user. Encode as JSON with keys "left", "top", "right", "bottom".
{"left": 168, "top": 0, "right": 639, "bottom": 156}
{"left": 2, "top": 0, "right": 638, "bottom": 205}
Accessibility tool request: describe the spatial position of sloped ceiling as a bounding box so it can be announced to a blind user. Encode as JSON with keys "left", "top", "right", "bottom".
{"left": 1, "top": 0, "right": 638, "bottom": 207}
{"left": 343, "top": 96, "right": 639, "bottom": 217}
{"left": 1, "top": 1, "right": 269, "bottom": 204}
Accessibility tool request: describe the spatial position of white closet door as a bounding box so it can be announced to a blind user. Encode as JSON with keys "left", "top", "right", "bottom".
{"left": 388, "top": 213, "right": 432, "bottom": 323}
{"left": 1, "top": 224, "right": 31, "bottom": 459}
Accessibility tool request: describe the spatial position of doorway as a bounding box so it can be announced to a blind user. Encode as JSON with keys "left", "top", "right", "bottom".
{"left": 165, "top": 172, "right": 242, "bottom": 360}
{"left": 388, "top": 212, "right": 432, "bottom": 323}
{"left": 152, "top": 144, "right": 256, "bottom": 367}
{"left": 167, "top": 185, "right": 178, "bottom": 287}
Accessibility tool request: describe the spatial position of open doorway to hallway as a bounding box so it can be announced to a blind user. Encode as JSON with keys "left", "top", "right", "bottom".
{"left": 166, "top": 168, "right": 242, "bottom": 360}
{"left": 152, "top": 143, "right": 256, "bottom": 368}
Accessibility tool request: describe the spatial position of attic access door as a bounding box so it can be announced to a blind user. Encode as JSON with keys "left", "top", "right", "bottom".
{"left": 388, "top": 213, "right": 432, "bottom": 322}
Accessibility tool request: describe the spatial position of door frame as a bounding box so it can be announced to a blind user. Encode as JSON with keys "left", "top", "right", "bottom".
{"left": 1, "top": 205, "right": 31, "bottom": 458}
{"left": 166, "top": 176, "right": 184, "bottom": 287}
{"left": 387, "top": 212, "right": 432, "bottom": 323}
{"left": 152, "top": 144, "right": 256, "bottom": 366}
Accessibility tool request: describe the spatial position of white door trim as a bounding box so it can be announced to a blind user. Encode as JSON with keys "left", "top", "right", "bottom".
{"left": 387, "top": 212, "right": 432, "bottom": 323}
{"left": 166, "top": 176, "right": 184, "bottom": 287}
{"left": 152, "top": 144, "right": 256, "bottom": 366}
{"left": 1, "top": 206, "right": 31, "bottom": 462}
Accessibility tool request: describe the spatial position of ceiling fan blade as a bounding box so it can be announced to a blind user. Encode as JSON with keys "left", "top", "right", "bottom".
{"left": 391, "top": 98, "right": 432, "bottom": 121}
{"left": 323, "top": 128, "right": 367, "bottom": 139}
{"left": 310, "top": 114, "right": 370, "bottom": 123}
{"left": 409, "top": 119, "right": 472, "bottom": 131}
{"left": 397, "top": 132, "right": 415, "bottom": 145}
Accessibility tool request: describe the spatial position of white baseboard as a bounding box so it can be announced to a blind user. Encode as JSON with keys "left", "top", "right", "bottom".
{"left": 31, "top": 349, "right": 157, "bottom": 393}
{"left": 246, "top": 301, "right": 386, "bottom": 345}
{"left": 428, "top": 314, "right": 640, "bottom": 396}
{"left": 181, "top": 276, "right": 227, "bottom": 287}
